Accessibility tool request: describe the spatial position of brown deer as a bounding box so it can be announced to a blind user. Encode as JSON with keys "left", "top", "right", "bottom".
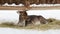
{"left": 17, "top": 10, "right": 48, "bottom": 26}
{"left": 17, "top": 10, "right": 28, "bottom": 26}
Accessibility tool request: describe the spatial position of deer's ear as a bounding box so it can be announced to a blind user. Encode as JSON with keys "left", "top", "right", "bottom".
{"left": 17, "top": 11, "right": 20, "bottom": 14}
{"left": 17, "top": 10, "right": 28, "bottom": 13}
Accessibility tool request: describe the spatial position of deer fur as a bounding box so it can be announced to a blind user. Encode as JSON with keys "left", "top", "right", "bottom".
{"left": 17, "top": 10, "right": 48, "bottom": 26}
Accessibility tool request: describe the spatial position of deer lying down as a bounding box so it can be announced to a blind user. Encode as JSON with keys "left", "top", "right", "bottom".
{"left": 26, "top": 15, "right": 48, "bottom": 26}
{"left": 17, "top": 11, "right": 48, "bottom": 27}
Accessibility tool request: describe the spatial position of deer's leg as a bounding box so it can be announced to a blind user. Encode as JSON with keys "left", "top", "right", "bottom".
{"left": 17, "top": 13, "right": 22, "bottom": 26}
{"left": 22, "top": 20, "right": 26, "bottom": 27}
{"left": 18, "top": 20, "right": 26, "bottom": 27}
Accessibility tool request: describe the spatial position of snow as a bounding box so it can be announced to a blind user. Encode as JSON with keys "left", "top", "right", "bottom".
{"left": 0, "top": 28, "right": 60, "bottom": 34}
{"left": 2, "top": 3, "right": 60, "bottom": 7}
{"left": 0, "top": 10, "right": 60, "bottom": 23}
{"left": 0, "top": 4, "right": 60, "bottom": 34}
{"left": 0, "top": 4, "right": 60, "bottom": 23}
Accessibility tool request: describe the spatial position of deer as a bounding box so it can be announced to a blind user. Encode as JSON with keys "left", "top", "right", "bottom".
{"left": 17, "top": 10, "right": 48, "bottom": 27}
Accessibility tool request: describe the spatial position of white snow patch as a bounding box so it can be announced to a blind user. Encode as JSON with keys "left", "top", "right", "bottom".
{"left": 0, "top": 28, "right": 60, "bottom": 34}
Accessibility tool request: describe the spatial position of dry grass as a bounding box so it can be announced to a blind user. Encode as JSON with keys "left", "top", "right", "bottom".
{"left": 0, "top": 18, "right": 60, "bottom": 30}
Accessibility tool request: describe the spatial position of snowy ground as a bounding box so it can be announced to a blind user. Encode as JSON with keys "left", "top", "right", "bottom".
{"left": 2, "top": 3, "right": 60, "bottom": 6}
{"left": 0, "top": 4, "right": 60, "bottom": 34}
{"left": 0, "top": 10, "right": 60, "bottom": 23}
{"left": 0, "top": 10, "right": 59, "bottom": 25}
{"left": 0, "top": 28, "right": 60, "bottom": 34}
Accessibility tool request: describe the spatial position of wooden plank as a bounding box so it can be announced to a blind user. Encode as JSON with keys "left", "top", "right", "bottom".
{"left": 30, "top": 6, "right": 60, "bottom": 10}
{"left": 0, "top": 6, "right": 60, "bottom": 10}
{"left": 0, "top": 6, "right": 26, "bottom": 10}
